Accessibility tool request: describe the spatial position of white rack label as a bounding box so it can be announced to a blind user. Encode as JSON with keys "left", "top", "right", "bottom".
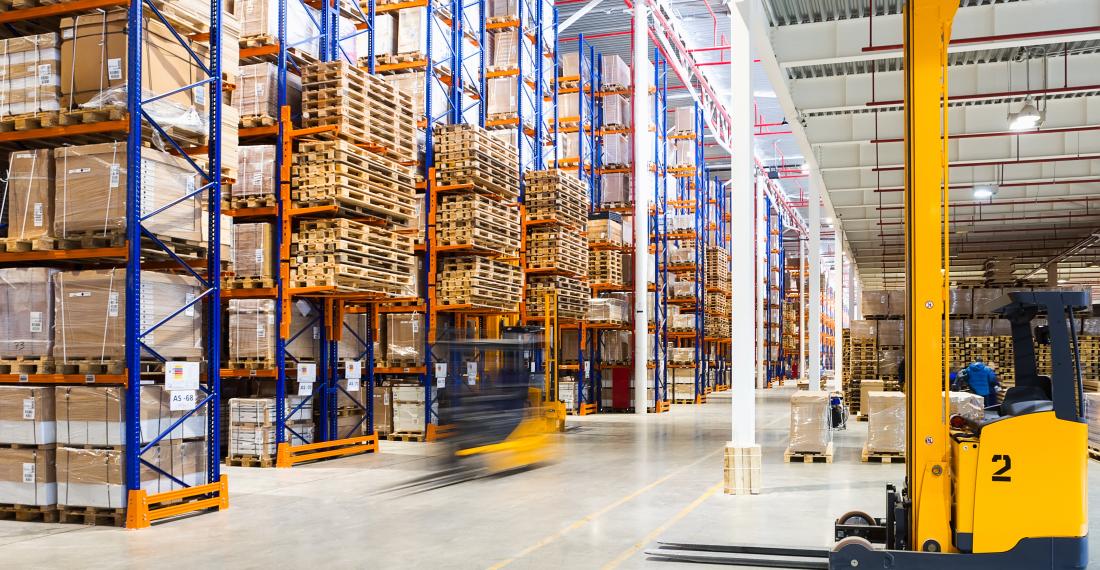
{"left": 107, "top": 291, "right": 119, "bottom": 317}
{"left": 346, "top": 376, "right": 361, "bottom": 392}
{"left": 32, "top": 203, "right": 43, "bottom": 227}
{"left": 107, "top": 58, "right": 122, "bottom": 80}
{"left": 22, "top": 398, "right": 34, "bottom": 420}
{"left": 29, "top": 312, "right": 42, "bottom": 333}
{"left": 22, "top": 463, "right": 34, "bottom": 484}
{"left": 297, "top": 362, "right": 317, "bottom": 383}
{"left": 466, "top": 361, "right": 477, "bottom": 385}
{"left": 184, "top": 293, "right": 196, "bottom": 317}
{"left": 346, "top": 359, "right": 362, "bottom": 380}
{"left": 169, "top": 390, "right": 197, "bottom": 411}
{"left": 298, "top": 382, "right": 314, "bottom": 396}
{"left": 434, "top": 363, "right": 447, "bottom": 388}
{"left": 165, "top": 361, "right": 200, "bottom": 391}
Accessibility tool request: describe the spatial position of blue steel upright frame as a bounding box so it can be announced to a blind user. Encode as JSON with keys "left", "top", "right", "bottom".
{"left": 651, "top": 48, "right": 669, "bottom": 408}
{"left": 122, "top": 0, "right": 226, "bottom": 521}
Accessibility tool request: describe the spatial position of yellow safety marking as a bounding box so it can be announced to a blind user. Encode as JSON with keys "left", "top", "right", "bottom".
{"left": 600, "top": 482, "right": 722, "bottom": 570}
{"left": 486, "top": 448, "right": 722, "bottom": 569}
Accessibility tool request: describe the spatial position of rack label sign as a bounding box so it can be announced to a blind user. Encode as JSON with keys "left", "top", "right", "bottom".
{"left": 346, "top": 359, "right": 363, "bottom": 380}
{"left": 298, "top": 382, "right": 314, "bottom": 397}
{"left": 297, "top": 363, "right": 317, "bottom": 383}
{"left": 165, "top": 361, "right": 201, "bottom": 391}
{"left": 434, "top": 363, "right": 447, "bottom": 388}
{"left": 346, "top": 377, "right": 361, "bottom": 392}
{"left": 169, "top": 390, "right": 197, "bottom": 411}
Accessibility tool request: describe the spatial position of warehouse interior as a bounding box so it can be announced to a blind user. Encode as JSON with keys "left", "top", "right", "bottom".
{"left": 0, "top": 0, "right": 1098, "bottom": 568}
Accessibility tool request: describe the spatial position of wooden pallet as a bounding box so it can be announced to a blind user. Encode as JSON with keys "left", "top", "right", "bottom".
{"left": 784, "top": 442, "right": 834, "bottom": 464}
{"left": 240, "top": 114, "right": 277, "bottom": 128}
{"left": 225, "top": 276, "right": 276, "bottom": 290}
{"left": 227, "top": 358, "right": 276, "bottom": 371}
{"left": 227, "top": 454, "right": 276, "bottom": 467}
{"left": 861, "top": 448, "right": 905, "bottom": 464}
{"left": 0, "top": 111, "right": 60, "bottom": 133}
{"left": 0, "top": 357, "right": 55, "bottom": 374}
{"left": 387, "top": 431, "right": 426, "bottom": 442}
{"left": 228, "top": 194, "right": 277, "bottom": 209}
{"left": 0, "top": 236, "right": 54, "bottom": 253}
{"left": 0, "top": 503, "right": 59, "bottom": 523}
{"left": 58, "top": 506, "right": 125, "bottom": 526}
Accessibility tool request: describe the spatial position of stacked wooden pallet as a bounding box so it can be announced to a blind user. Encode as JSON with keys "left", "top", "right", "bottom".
{"left": 300, "top": 60, "right": 417, "bottom": 163}
{"left": 434, "top": 124, "right": 520, "bottom": 198}
{"left": 437, "top": 256, "right": 522, "bottom": 310}
{"left": 524, "top": 169, "right": 588, "bottom": 226}
{"left": 527, "top": 227, "right": 586, "bottom": 275}
{"left": 436, "top": 194, "right": 521, "bottom": 254}
{"left": 290, "top": 219, "right": 415, "bottom": 294}
{"left": 526, "top": 276, "right": 589, "bottom": 320}
{"left": 292, "top": 139, "right": 417, "bottom": 223}
{"left": 848, "top": 338, "right": 878, "bottom": 380}
{"left": 589, "top": 249, "right": 623, "bottom": 286}
{"left": 705, "top": 246, "right": 730, "bottom": 287}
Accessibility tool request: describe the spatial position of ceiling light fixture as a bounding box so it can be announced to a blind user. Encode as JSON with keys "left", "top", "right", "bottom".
{"left": 972, "top": 184, "right": 998, "bottom": 200}
{"left": 1008, "top": 97, "right": 1044, "bottom": 131}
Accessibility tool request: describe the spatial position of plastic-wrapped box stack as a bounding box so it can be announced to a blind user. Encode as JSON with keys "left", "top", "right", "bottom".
{"left": 234, "top": 0, "right": 320, "bottom": 58}
{"left": 1086, "top": 393, "right": 1100, "bottom": 453}
{"left": 233, "top": 63, "right": 302, "bottom": 126}
{"left": 2, "top": 150, "right": 54, "bottom": 250}
{"left": 0, "top": 387, "right": 57, "bottom": 512}
{"left": 0, "top": 268, "right": 55, "bottom": 362}
{"left": 384, "top": 314, "right": 425, "bottom": 368}
{"left": 55, "top": 386, "right": 207, "bottom": 512}
{"left": 600, "top": 54, "right": 630, "bottom": 89}
{"left": 602, "top": 95, "right": 629, "bottom": 127}
{"left": 391, "top": 384, "right": 425, "bottom": 436}
{"left": 0, "top": 34, "right": 61, "bottom": 122}
{"left": 227, "top": 398, "right": 314, "bottom": 464}
{"left": 787, "top": 392, "right": 831, "bottom": 458}
{"left": 228, "top": 223, "right": 274, "bottom": 288}
{"left": 53, "top": 143, "right": 203, "bottom": 248}
{"left": 671, "top": 107, "right": 695, "bottom": 134}
{"left": 672, "top": 367, "right": 696, "bottom": 401}
{"left": 600, "top": 331, "right": 631, "bottom": 365}
{"left": 864, "top": 391, "right": 905, "bottom": 457}
{"left": 227, "top": 299, "right": 276, "bottom": 368}
{"left": 600, "top": 174, "right": 630, "bottom": 206}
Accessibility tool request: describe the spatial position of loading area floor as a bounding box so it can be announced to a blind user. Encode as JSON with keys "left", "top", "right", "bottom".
{"left": 2, "top": 387, "right": 1098, "bottom": 569}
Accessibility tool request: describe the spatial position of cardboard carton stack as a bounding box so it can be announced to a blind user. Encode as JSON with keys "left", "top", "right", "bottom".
{"left": 227, "top": 299, "right": 276, "bottom": 368}
{"left": 230, "top": 144, "right": 277, "bottom": 208}
{"left": 390, "top": 384, "right": 425, "bottom": 436}
{"left": 383, "top": 314, "right": 425, "bottom": 368}
{"left": 864, "top": 391, "right": 905, "bottom": 458}
{"left": 227, "top": 397, "right": 315, "bottom": 464}
{"left": 228, "top": 223, "right": 275, "bottom": 288}
{"left": 0, "top": 268, "right": 55, "bottom": 363}
{"left": 2, "top": 150, "right": 54, "bottom": 251}
{"left": 0, "top": 387, "right": 57, "bottom": 514}
{"left": 786, "top": 392, "right": 831, "bottom": 458}
{"left": 0, "top": 34, "right": 61, "bottom": 123}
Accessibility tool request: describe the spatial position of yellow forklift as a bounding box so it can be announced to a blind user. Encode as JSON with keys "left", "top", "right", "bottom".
{"left": 647, "top": 1, "right": 1089, "bottom": 568}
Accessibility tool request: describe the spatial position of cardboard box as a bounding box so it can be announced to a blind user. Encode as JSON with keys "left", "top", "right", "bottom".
{"left": 234, "top": 0, "right": 319, "bottom": 58}
{"left": 56, "top": 440, "right": 204, "bottom": 508}
{"left": 491, "top": 30, "right": 518, "bottom": 68}
{"left": 396, "top": 7, "right": 426, "bottom": 54}
{"left": 0, "top": 267, "right": 55, "bottom": 358}
{"left": 60, "top": 10, "right": 207, "bottom": 113}
{"left": 53, "top": 270, "right": 203, "bottom": 362}
{"left": 232, "top": 223, "right": 274, "bottom": 279}
{"left": 672, "top": 106, "right": 694, "bottom": 133}
{"left": 53, "top": 143, "right": 202, "bottom": 243}
{"left": 600, "top": 54, "right": 629, "bottom": 88}
{"left": 866, "top": 391, "right": 905, "bottom": 453}
{"left": 56, "top": 386, "right": 204, "bottom": 446}
{"left": 601, "top": 173, "right": 629, "bottom": 204}
{"left": 286, "top": 302, "right": 320, "bottom": 362}
{"left": 788, "top": 392, "right": 830, "bottom": 453}
{"left": 0, "top": 34, "right": 61, "bottom": 117}
{"left": 373, "top": 385, "right": 392, "bottom": 434}
{"left": 233, "top": 63, "right": 301, "bottom": 120}
{"left": 0, "top": 447, "right": 56, "bottom": 507}
{"left": 487, "top": 76, "right": 517, "bottom": 116}
{"left": 227, "top": 299, "right": 275, "bottom": 362}
{"left": 235, "top": 144, "right": 277, "bottom": 199}
{"left": 364, "top": 13, "right": 395, "bottom": 57}
{"left": 0, "top": 386, "right": 56, "bottom": 445}
{"left": 859, "top": 379, "right": 885, "bottom": 416}
{"left": 4, "top": 149, "right": 54, "bottom": 241}
{"left": 602, "top": 94, "right": 628, "bottom": 126}
{"left": 385, "top": 314, "right": 425, "bottom": 367}
{"left": 391, "top": 385, "right": 424, "bottom": 433}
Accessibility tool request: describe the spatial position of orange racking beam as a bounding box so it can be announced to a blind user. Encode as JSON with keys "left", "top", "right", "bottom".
{"left": 0, "top": 0, "right": 126, "bottom": 24}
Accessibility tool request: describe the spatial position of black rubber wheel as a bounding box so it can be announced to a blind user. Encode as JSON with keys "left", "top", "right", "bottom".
{"left": 838, "top": 510, "right": 876, "bottom": 526}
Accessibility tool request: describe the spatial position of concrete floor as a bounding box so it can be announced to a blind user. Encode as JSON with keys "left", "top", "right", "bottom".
{"left": 2, "top": 387, "right": 1098, "bottom": 569}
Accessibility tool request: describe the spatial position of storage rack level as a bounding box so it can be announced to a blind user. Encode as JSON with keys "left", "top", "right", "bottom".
{"left": 0, "top": 0, "right": 229, "bottom": 527}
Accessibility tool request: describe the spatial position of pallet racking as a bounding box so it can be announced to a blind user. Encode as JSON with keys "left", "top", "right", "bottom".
{"left": 763, "top": 194, "right": 786, "bottom": 386}
{"left": 0, "top": 0, "right": 228, "bottom": 526}
{"left": 223, "top": 0, "right": 389, "bottom": 465}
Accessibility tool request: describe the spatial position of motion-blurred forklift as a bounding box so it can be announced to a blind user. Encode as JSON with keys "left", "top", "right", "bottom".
{"left": 647, "top": 1, "right": 1089, "bottom": 568}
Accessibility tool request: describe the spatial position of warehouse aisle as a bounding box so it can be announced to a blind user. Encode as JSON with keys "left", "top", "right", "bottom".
{"left": 1, "top": 388, "right": 1097, "bottom": 569}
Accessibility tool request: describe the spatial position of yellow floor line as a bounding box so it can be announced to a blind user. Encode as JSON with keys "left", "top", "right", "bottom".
{"left": 486, "top": 448, "right": 723, "bottom": 570}
{"left": 600, "top": 481, "right": 723, "bottom": 570}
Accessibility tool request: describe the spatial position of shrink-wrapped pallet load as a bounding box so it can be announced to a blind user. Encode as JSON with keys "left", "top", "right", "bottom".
{"left": 56, "top": 386, "right": 205, "bottom": 446}
{"left": 53, "top": 270, "right": 203, "bottom": 363}
{"left": 233, "top": 144, "right": 277, "bottom": 203}
{"left": 235, "top": 0, "right": 320, "bottom": 57}
{"left": 56, "top": 440, "right": 205, "bottom": 508}
{"left": 233, "top": 63, "right": 302, "bottom": 123}
{"left": 227, "top": 299, "right": 276, "bottom": 364}
{"left": 0, "top": 34, "right": 61, "bottom": 118}
{"left": 0, "top": 447, "right": 56, "bottom": 507}
{"left": 0, "top": 267, "right": 55, "bottom": 358}
{"left": 4, "top": 150, "right": 54, "bottom": 242}
{"left": 385, "top": 313, "right": 425, "bottom": 367}
{"left": 373, "top": 385, "right": 393, "bottom": 436}
{"left": 788, "top": 392, "right": 830, "bottom": 454}
{"left": 53, "top": 143, "right": 203, "bottom": 244}
{"left": 230, "top": 223, "right": 275, "bottom": 281}
{"left": 391, "top": 385, "right": 425, "bottom": 434}
{"left": 0, "top": 386, "right": 56, "bottom": 445}
{"left": 865, "top": 391, "right": 905, "bottom": 454}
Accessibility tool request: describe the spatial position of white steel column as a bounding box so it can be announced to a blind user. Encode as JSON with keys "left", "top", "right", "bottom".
{"left": 808, "top": 171, "right": 822, "bottom": 391}
{"left": 632, "top": 2, "right": 651, "bottom": 415}
{"left": 729, "top": 0, "right": 755, "bottom": 447}
{"left": 831, "top": 231, "right": 843, "bottom": 392}
{"left": 798, "top": 238, "right": 806, "bottom": 382}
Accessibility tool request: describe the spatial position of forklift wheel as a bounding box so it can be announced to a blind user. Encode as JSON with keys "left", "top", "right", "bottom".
{"left": 833, "top": 536, "right": 874, "bottom": 552}
{"left": 837, "top": 510, "right": 876, "bottom": 526}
